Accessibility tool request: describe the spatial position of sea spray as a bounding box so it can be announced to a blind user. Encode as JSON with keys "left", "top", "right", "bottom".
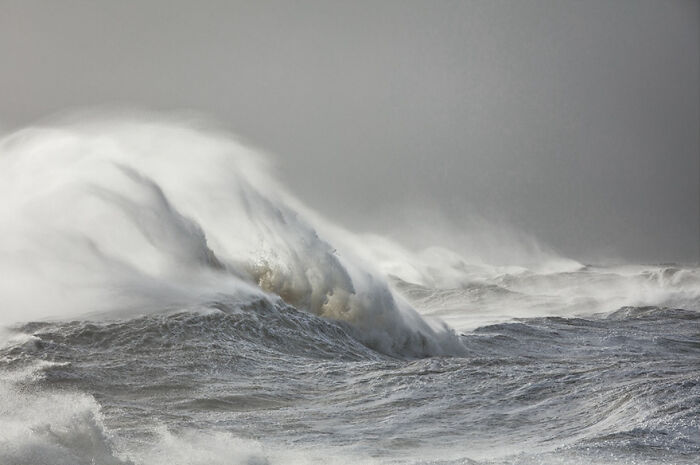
{"left": 0, "top": 115, "right": 463, "bottom": 356}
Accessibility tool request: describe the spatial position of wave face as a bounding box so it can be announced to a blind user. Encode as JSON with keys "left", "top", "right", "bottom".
{"left": 1, "top": 115, "right": 699, "bottom": 464}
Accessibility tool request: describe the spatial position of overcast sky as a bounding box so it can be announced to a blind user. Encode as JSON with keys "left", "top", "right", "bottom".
{"left": 1, "top": 0, "right": 698, "bottom": 263}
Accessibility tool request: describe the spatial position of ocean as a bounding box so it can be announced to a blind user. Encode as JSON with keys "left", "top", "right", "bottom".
{"left": 1, "top": 118, "right": 698, "bottom": 465}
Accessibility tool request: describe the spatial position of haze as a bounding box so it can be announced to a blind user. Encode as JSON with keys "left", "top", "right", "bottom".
{"left": 1, "top": 0, "right": 698, "bottom": 263}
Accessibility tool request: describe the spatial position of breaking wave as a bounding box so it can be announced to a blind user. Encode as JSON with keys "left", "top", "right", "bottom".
{"left": 0, "top": 114, "right": 468, "bottom": 357}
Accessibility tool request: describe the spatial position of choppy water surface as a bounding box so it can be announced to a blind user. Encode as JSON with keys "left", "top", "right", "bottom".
{"left": 0, "top": 118, "right": 698, "bottom": 464}
{"left": 3, "top": 270, "right": 699, "bottom": 465}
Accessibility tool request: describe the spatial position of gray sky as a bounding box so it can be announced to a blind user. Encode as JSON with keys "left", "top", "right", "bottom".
{"left": 1, "top": 0, "right": 698, "bottom": 263}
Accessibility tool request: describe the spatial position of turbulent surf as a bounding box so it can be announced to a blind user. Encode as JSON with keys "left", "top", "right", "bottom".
{"left": 1, "top": 116, "right": 698, "bottom": 464}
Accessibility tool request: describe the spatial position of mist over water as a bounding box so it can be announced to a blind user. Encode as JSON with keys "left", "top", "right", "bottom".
{"left": 1, "top": 114, "right": 699, "bottom": 464}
